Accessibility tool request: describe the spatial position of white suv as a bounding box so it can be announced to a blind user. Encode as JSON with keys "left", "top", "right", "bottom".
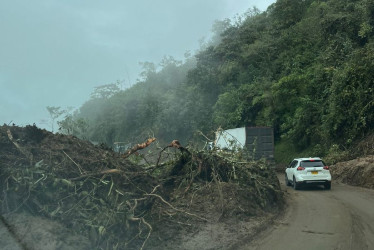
{"left": 285, "top": 157, "right": 331, "bottom": 190}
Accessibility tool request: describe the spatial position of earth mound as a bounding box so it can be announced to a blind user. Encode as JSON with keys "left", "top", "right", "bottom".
{"left": 0, "top": 125, "right": 283, "bottom": 249}
{"left": 330, "top": 155, "right": 374, "bottom": 189}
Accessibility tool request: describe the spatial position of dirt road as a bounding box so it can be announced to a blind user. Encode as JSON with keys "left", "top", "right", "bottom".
{"left": 241, "top": 175, "right": 374, "bottom": 250}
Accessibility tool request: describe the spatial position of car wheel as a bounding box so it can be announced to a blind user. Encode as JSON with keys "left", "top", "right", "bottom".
{"left": 293, "top": 177, "right": 300, "bottom": 190}
{"left": 324, "top": 182, "right": 331, "bottom": 190}
{"left": 285, "top": 174, "right": 291, "bottom": 186}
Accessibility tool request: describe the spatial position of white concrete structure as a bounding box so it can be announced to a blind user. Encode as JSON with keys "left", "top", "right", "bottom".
{"left": 215, "top": 127, "right": 246, "bottom": 150}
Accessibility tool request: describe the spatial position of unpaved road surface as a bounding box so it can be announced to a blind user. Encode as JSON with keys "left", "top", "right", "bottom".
{"left": 241, "top": 175, "right": 374, "bottom": 250}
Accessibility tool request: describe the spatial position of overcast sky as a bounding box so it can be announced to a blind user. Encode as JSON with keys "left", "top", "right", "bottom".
{"left": 0, "top": 0, "right": 275, "bottom": 130}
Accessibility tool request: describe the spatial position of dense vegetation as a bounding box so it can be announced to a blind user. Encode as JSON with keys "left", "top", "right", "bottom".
{"left": 60, "top": 0, "right": 374, "bottom": 163}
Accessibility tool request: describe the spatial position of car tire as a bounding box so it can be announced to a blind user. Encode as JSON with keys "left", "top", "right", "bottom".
{"left": 285, "top": 174, "right": 291, "bottom": 186}
{"left": 324, "top": 182, "right": 331, "bottom": 190}
{"left": 293, "top": 177, "right": 300, "bottom": 190}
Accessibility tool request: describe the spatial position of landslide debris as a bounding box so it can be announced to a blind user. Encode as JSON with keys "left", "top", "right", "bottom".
{"left": 0, "top": 125, "right": 283, "bottom": 249}
{"left": 330, "top": 155, "right": 374, "bottom": 189}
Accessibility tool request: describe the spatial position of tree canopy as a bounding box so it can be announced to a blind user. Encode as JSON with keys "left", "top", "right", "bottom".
{"left": 63, "top": 0, "right": 374, "bottom": 160}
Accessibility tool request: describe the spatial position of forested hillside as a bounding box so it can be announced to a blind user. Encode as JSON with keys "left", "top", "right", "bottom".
{"left": 61, "top": 0, "right": 374, "bottom": 162}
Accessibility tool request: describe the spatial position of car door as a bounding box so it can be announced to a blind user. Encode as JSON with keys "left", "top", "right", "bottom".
{"left": 286, "top": 160, "right": 297, "bottom": 181}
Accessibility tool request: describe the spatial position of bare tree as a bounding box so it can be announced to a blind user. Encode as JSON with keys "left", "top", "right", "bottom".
{"left": 46, "top": 106, "right": 66, "bottom": 132}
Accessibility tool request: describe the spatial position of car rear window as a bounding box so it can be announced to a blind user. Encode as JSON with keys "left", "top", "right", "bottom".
{"left": 300, "top": 160, "right": 325, "bottom": 167}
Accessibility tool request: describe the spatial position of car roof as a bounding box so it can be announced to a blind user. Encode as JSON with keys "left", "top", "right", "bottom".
{"left": 294, "top": 157, "right": 322, "bottom": 161}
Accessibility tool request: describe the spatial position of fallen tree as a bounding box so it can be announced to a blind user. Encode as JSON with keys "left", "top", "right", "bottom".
{"left": 0, "top": 125, "right": 284, "bottom": 249}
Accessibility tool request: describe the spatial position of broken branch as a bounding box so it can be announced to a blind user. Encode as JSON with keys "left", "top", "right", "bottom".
{"left": 69, "top": 169, "right": 123, "bottom": 181}
{"left": 7, "top": 129, "right": 33, "bottom": 164}
{"left": 123, "top": 138, "right": 156, "bottom": 159}
{"left": 156, "top": 140, "right": 189, "bottom": 167}
{"left": 63, "top": 150, "right": 84, "bottom": 174}
{"left": 146, "top": 193, "right": 208, "bottom": 222}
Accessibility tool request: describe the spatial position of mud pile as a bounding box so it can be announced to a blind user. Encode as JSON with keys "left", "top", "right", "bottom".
{"left": 0, "top": 125, "right": 283, "bottom": 249}
{"left": 330, "top": 155, "right": 374, "bottom": 189}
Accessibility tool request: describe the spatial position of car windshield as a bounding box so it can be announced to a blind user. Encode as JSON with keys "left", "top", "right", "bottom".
{"left": 300, "top": 160, "right": 325, "bottom": 167}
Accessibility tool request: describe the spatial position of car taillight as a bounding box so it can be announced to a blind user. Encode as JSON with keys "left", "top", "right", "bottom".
{"left": 297, "top": 166, "right": 305, "bottom": 171}
{"left": 323, "top": 166, "right": 329, "bottom": 170}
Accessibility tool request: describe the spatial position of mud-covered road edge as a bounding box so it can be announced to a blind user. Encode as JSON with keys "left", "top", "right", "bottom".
{"left": 228, "top": 204, "right": 287, "bottom": 250}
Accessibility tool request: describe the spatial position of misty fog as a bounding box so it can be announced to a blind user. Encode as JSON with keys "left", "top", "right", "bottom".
{"left": 0, "top": 0, "right": 275, "bottom": 130}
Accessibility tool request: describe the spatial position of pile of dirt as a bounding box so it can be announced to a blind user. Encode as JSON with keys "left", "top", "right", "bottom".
{"left": 0, "top": 125, "right": 283, "bottom": 249}
{"left": 329, "top": 155, "right": 374, "bottom": 189}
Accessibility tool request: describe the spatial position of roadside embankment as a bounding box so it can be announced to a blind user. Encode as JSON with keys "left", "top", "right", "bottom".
{"left": 330, "top": 155, "right": 374, "bottom": 189}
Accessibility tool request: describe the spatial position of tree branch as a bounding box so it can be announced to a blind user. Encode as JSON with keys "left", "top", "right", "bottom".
{"left": 123, "top": 138, "right": 156, "bottom": 159}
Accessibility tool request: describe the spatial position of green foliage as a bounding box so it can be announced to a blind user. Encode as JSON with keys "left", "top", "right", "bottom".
{"left": 323, "top": 144, "right": 350, "bottom": 165}
{"left": 65, "top": 0, "right": 374, "bottom": 163}
{"left": 323, "top": 44, "right": 374, "bottom": 146}
{"left": 274, "top": 139, "right": 298, "bottom": 165}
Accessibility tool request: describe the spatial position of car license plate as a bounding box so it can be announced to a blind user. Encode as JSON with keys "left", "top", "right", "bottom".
{"left": 311, "top": 171, "right": 318, "bottom": 175}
